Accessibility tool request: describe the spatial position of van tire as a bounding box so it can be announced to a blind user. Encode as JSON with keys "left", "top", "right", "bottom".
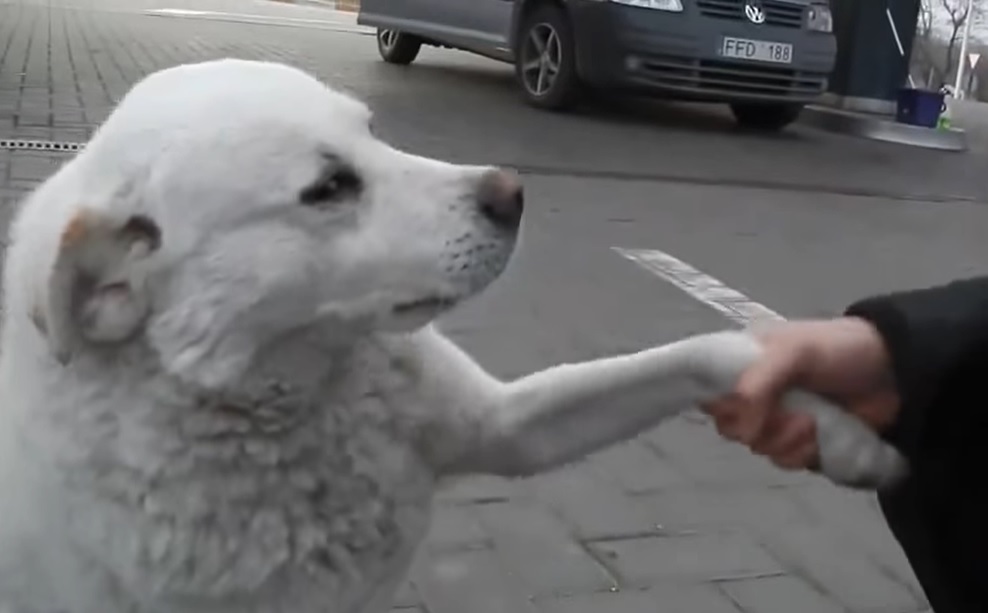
{"left": 730, "top": 102, "right": 804, "bottom": 132}
{"left": 515, "top": 4, "right": 581, "bottom": 110}
{"left": 377, "top": 29, "right": 422, "bottom": 65}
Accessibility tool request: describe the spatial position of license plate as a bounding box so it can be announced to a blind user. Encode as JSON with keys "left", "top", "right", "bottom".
{"left": 720, "top": 37, "right": 793, "bottom": 64}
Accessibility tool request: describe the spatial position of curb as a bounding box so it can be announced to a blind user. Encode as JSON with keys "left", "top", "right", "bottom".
{"left": 800, "top": 105, "right": 968, "bottom": 152}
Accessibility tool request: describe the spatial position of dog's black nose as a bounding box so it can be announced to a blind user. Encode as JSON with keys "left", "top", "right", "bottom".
{"left": 477, "top": 169, "right": 524, "bottom": 231}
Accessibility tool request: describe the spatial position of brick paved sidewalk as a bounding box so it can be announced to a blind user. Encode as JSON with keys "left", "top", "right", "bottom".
{"left": 0, "top": 1, "right": 932, "bottom": 611}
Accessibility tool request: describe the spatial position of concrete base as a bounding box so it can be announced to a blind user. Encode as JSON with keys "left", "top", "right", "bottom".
{"left": 800, "top": 105, "right": 968, "bottom": 152}
{"left": 819, "top": 92, "right": 897, "bottom": 116}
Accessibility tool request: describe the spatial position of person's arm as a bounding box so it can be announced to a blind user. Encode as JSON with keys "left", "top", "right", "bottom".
{"left": 845, "top": 276, "right": 988, "bottom": 461}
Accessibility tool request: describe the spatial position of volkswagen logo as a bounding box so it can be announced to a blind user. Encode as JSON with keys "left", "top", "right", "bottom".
{"left": 745, "top": 0, "right": 766, "bottom": 24}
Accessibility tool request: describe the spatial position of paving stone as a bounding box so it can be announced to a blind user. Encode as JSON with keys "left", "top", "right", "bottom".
{"left": 5, "top": 178, "right": 42, "bottom": 191}
{"left": 592, "top": 438, "right": 690, "bottom": 494}
{"left": 792, "top": 484, "right": 924, "bottom": 599}
{"left": 425, "top": 503, "right": 490, "bottom": 552}
{"left": 645, "top": 417, "right": 809, "bottom": 488}
{"left": 436, "top": 474, "right": 526, "bottom": 504}
{"left": 639, "top": 484, "right": 811, "bottom": 534}
{"left": 719, "top": 575, "right": 847, "bottom": 613}
{"left": 588, "top": 533, "right": 784, "bottom": 586}
{"left": 536, "top": 584, "right": 742, "bottom": 613}
{"left": 524, "top": 463, "right": 662, "bottom": 541}
{"left": 391, "top": 579, "right": 421, "bottom": 608}
{"left": 476, "top": 501, "right": 617, "bottom": 596}
{"left": 9, "top": 156, "right": 60, "bottom": 181}
{"left": 756, "top": 521, "right": 920, "bottom": 613}
{"left": 412, "top": 548, "right": 539, "bottom": 613}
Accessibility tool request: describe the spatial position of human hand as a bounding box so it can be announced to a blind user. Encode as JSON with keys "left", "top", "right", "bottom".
{"left": 704, "top": 317, "right": 901, "bottom": 471}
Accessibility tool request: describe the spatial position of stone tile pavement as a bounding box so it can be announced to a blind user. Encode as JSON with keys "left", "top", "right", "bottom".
{"left": 0, "top": 0, "right": 938, "bottom": 611}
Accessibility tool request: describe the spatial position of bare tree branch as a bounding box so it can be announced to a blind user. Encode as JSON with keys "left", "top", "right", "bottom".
{"left": 919, "top": 0, "right": 934, "bottom": 37}
{"left": 940, "top": 0, "right": 985, "bottom": 82}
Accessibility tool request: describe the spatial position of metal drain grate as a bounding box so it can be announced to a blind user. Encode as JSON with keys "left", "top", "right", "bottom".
{"left": 0, "top": 139, "right": 86, "bottom": 153}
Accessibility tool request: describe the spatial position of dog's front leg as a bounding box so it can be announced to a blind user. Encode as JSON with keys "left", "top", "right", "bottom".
{"left": 450, "top": 330, "right": 907, "bottom": 491}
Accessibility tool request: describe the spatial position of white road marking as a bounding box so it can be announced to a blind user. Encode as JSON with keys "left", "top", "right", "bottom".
{"left": 143, "top": 8, "right": 372, "bottom": 33}
{"left": 612, "top": 247, "right": 784, "bottom": 327}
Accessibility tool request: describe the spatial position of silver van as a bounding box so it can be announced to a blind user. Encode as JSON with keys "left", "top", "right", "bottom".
{"left": 357, "top": 0, "right": 837, "bottom": 131}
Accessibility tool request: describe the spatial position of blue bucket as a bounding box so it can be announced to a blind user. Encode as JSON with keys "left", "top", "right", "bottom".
{"left": 895, "top": 88, "right": 946, "bottom": 129}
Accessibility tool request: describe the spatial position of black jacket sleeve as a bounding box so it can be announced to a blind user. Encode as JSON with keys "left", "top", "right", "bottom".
{"left": 843, "top": 276, "right": 988, "bottom": 462}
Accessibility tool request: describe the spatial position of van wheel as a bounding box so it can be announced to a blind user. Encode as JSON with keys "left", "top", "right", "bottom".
{"left": 730, "top": 103, "right": 804, "bottom": 132}
{"left": 515, "top": 4, "right": 580, "bottom": 110}
{"left": 377, "top": 29, "right": 422, "bottom": 65}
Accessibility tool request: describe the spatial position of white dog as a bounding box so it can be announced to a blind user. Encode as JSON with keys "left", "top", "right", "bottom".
{"left": 0, "top": 59, "right": 905, "bottom": 613}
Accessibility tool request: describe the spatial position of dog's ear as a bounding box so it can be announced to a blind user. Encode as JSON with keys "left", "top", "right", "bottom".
{"left": 35, "top": 209, "right": 162, "bottom": 364}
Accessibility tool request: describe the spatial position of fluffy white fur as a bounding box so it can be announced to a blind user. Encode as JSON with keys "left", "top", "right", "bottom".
{"left": 0, "top": 59, "right": 906, "bottom": 613}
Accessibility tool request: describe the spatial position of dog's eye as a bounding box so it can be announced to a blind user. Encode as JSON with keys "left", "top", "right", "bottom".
{"left": 299, "top": 167, "right": 362, "bottom": 206}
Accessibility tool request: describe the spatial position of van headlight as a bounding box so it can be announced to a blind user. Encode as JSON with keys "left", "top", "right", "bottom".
{"left": 610, "top": 0, "right": 683, "bottom": 11}
{"left": 806, "top": 4, "right": 833, "bottom": 32}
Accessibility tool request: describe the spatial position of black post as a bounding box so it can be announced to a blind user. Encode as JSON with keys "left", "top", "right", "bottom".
{"left": 825, "top": 0, "right": 922, "bottom": 113}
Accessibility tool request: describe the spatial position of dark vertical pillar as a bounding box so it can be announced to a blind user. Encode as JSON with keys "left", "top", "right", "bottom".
{"left": 825, "top": 0, "right": 922, "bottom": 113}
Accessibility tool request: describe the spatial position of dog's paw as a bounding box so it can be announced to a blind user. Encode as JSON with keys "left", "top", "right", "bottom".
{"left": 685, "top": 330, "right": 908, "bottom": 491}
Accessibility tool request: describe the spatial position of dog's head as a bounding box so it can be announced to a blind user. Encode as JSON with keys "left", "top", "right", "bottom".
{"left": 22, "top": 59, "right": 522, "bottom": 387}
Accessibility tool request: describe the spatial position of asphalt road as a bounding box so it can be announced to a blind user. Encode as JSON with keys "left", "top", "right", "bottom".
{"left": 3, "top": 0, "right": 985, "bottom": 610}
